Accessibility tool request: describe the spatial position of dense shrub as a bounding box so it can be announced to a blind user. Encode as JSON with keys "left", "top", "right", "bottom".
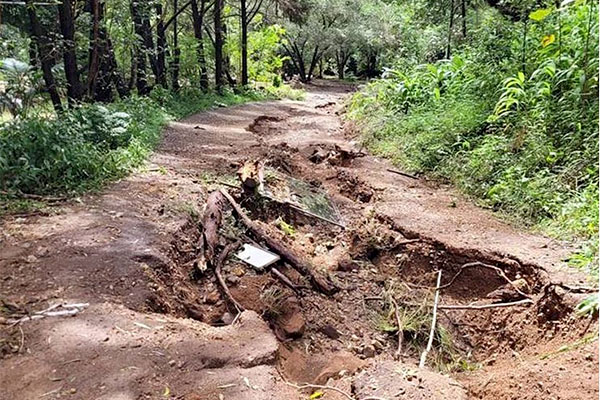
{"left": 0, "top": 86, "right": 295, "bottom": 197}
{"left": 347, "top": 2, "right": 599, "bottom": 275}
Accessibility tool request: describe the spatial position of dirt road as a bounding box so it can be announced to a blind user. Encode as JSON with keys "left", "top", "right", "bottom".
{"left": 0, "top": 80, "right": 597, "bottom": 400}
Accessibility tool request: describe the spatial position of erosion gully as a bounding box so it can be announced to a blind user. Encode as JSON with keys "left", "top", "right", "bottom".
{"left": 0, "top": 80, "right": 597, "bottom": 400}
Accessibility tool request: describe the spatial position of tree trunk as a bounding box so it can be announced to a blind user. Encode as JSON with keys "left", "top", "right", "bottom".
{"left": 214, "top": 0, "right": 224, "bottom": 91}
{"left": 445, "top": 0, "right": 455, "bottom": 59}
{"left": 131, "top": 0, "right": 150, "bottom": 94}
{"left": 336, "top": 50, "right": 346, "bottom": 79}
{"left": 240, "top": 0, "right": 248, "bottom": 86}
{"left": 58, "top": 0, "right": 84, "bottom": 105}
{"left": 307, "top": 46, "right": 320, "bottom": 81}
{"left": 461, "top": 0, "right": 466, "bottom": 39}
{"left": 191, "top": 0, "right": 209, "bottom": 89}
{"left": 25, "top": 0, "right": 62, "bottom": 112}
{"left": 87, "top": 0, "right": 102, "bottom": 97}
{"left": 171, "top": 0, "right": 181, "bottom": 90}
{"left": 156, "top": 1, "right": 168, "bottom": 88}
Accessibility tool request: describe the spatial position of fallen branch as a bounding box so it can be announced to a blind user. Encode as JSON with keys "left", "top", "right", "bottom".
{"left": 436, "top": 298, "right": 534, "bottom": 310}
{"left": 440, "top": 262, "right": 530, "bottom": 299}
{"left": 365, "top": 296, "right": 534, "bottom": 310}
{"left": 214, "top": 241, "right": 244, "bottom": 312}
{"left": 220, "top": 189, "right": 337, "bottom": 294}
{"left": 203, "top": 191, "right": 226, "bottom": 265}
{"left": 419, "top": 270, "right": 442, "bottom": 368}
{"left": 271, "top": 267, "right": 305, "bottom": 293}
{"left": 386, "top": 168, "right": 418, "bottom": 180}
{"left": 390, "top": 297, "right": 403, "bottom": 360}
{"left": 6, "top": 303, "right": 89, "bottom": 325}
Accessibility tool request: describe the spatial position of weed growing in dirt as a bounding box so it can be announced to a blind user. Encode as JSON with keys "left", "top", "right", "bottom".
{"left": 370, "top": 280, "right": 464, "bottom": 370}
{"left": 260, "top": 286, "right": 287, "bottom": 319}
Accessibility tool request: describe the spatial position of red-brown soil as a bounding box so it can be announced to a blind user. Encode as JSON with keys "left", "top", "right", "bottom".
{"left": 0, "top": 80, "right": 597, "bottom": 400}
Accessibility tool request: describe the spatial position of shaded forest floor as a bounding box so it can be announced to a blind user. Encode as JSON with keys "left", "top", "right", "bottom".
{"left": 0, "top": 80, "right": 597, "bottom": 400}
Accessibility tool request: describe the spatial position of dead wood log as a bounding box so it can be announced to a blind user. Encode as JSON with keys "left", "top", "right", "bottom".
{"left": 237, "top": 160, "right": 264, "bottom": 193}
{"left": 214, "top": 241, "right": 244, "bottom": 312}
{"left": 386, "top": 168, "right": 418, "bottom": 180}
{"left": 220, "top": 189, "right": 338, "bottom": 294}
{"left": 203, "top": 191, "right": 226, "bottom": 265}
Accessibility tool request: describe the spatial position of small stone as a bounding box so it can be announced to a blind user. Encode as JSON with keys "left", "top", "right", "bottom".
{"left": 221, "top": 312, "right": 235, "bottom": 325}
{"left": 168, "top": 359, "right": 176, "bottom": 367}
{"left": 26, "top": 255, "right": 38, "bottom": 263}
{"left": 226, "top": 275, "right": 240, "bottom": 286}
{"left": 320, "top": 324, "right": 341, "bottom": 339}
{"left": 361, "top": 344, "right": 376, "bottom": 358}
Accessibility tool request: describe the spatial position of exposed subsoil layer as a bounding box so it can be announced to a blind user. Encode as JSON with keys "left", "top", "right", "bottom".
{"left": 0, "top": 80, "right": 597, "bottom": 400}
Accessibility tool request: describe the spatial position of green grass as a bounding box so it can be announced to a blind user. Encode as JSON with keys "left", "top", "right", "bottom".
{"left": 0, "top": 85, "right": 301, "bottom": 215}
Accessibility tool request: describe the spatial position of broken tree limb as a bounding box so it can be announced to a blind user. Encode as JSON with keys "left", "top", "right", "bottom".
{"left": 220, "top": 189, "right": 338, "bottom": 294}
{"left": 271, "top": 267, "right": 305, "bottom": 293}
{"left": 203, "top": 191, "right": 226, "bottom": 265}
{"left": 214, "top": 241, "right": 244, "bottom": 312}
{"left": 436, "top": 298, "right": 534, "bottom": 310}
{"left": 440, "top": 261, "right": 531, "bottom": 299}
{"left": 237, "top": 160, "right": 264, "bottom": 193}
{"left": 6, "top": 303, "right": 89, "bottom": 325}
{"left": 386, "top": 168, "right": 418, "bottom": 180}
{"left": 365, "top": 297, "right": 535, "bottom": 311}
{"left": 390, "top": 297, "right": 403, "bottom": 360}
{"left": 419, "top": 270, "right": 442, "bottom": 368}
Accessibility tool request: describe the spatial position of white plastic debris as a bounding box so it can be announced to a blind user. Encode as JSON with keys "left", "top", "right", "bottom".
{"left": 235, "top": 244, "right": 280, "bottom": 270}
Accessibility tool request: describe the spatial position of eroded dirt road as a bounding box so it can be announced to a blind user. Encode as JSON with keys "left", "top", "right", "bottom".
{"left": 1, "top": 81, "right": 597, "bottom": 400}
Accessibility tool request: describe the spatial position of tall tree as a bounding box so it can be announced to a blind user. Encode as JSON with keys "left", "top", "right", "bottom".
{"left": 461, "top": 0, "right": 467, "bottom": 38}
{"left": 214, "top": 0, "right": 224, "bottom": 90}
{"left": 171, "top": 0, "right": 181, "bottom": 90}
{"left": 25, "top": 0, "right": 63, "bottom": 112}
{"left": 155, "top": 1, "right": 168, "bottom": 88}
{"left": 58, "top": 0, "right": 84, "bottom": 104}
{"left": 131, "top": 0, "right": 153, "bottom": 94}
{"left": 191, "top": 0, "right": 210, "bottom": 89}
{"left": 239, "top": 0, "right": 263, "bottom": 86}
{"left": 445, "top": 0, "right": 455, "bottom": 58}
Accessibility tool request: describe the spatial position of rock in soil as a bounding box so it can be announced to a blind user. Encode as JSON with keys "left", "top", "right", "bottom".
{"left": 276, "top": 296, "right": 306, "bottom": 338}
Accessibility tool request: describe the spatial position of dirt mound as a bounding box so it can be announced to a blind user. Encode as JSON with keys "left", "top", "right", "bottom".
{"left": 0, "top": 304, "right": 294, "bottom": 399}
{"left": 247, "top": 115, "right": 285, "bottom": 136}
{"left": 354, "top": 361, "right": 468, "bottom": 399}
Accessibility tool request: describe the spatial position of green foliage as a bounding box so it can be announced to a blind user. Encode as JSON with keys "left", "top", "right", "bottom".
{"left": 0, "top": 85, "right": 292, "bottom": 200}
{"left": 348, "top": 1, "right": 599, "bottom": 274}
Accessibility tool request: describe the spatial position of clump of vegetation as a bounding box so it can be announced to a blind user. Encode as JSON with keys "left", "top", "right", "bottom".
{"left": 0, "top": 88, "right": 275, "bottom": 203}
{"left": 347, "top": 1, "right": 599, "bottom": 277}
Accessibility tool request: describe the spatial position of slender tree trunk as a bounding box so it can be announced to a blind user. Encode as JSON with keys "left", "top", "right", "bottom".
{"left": 461, "top": 0, "right": 466, "bottom": 39}
{"left": 214, "top": 0, "right": 224, "bottom": 91}
{"left": 88, "top": 0, "right": 102, "bottom": 97}
{"left": 191, "top": 0, "right": 209, "bottom": 89}
{"left": 131, "top": 0, "right": 150, "bottom": 94}
{"left": 445, "top": 0, "right": 455, "bottom": 59}
{"left": 307, "top": 45, "right": 320, "bottom": 81}
{"left": 58, "top": 0, "right": 84, "bottom": 105}
{"left": 25, "top": 0, "right": 62, "bottom": 112}
{"left": 156, "top": 2, "right": 168, "bottom": 87}
{"left": 171, "top": 0, "right": 181, "bottom": 90}
{"left": 240, "top": 0, "right": 248, "bottom": 86}
{"left": 521, "top": 13, "right": 528, "bottom": 73}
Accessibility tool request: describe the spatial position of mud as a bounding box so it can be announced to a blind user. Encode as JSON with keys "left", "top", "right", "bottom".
{"left": 0, "top": 80, "right": 597, "bottom": 400}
